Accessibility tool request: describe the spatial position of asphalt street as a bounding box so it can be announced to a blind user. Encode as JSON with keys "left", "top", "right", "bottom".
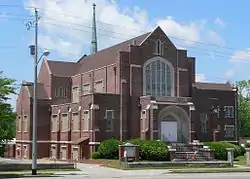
{"left": 19, "top": 172, "right": 250, "bottom": 179}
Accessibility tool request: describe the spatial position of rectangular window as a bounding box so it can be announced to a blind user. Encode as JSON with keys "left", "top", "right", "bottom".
{"left": 217, "top": 106, "right": 220, "bottom": 118}
{"left": 82, "top": 84, "right": 90, "bottom": 95}
{"left": 94, "top": 80, "right": 104, "bottom": 93}
{"left": 63, "top": 88, "right": 67, "bottom": 97}
{"left": 23, "top": 145, "right": 27, "bottom": 158}
{"left": 23, "top": 115, "right": 28, "bottom": 132}
{"left": 54, "top": 88, "right": 58, "bottom": 97}
{"left": 200, "top": 113, "right": 208, "bottom": 133}
{"left": 72, "top": 113, "right": 79, "bottom": 131}
{"left": 51, "top": 114, "right": 58, "bottom": 132}
{"left": 61, "top": 113, "right": 69, "bottom": 132}
{"left": 155, "top": 40, "right": 164, "bottom": 55}
{"left": 224, "top": 106, "right": 234, "bottom": 118}
{"left": 17, "top": 116, "right": 21, "bottom": 132}
{"left": 225, "top": 125, "right": 235, "bottom": 137}
{"left": 59, "top": 87, "right": 63, "bottom": 97}
{"left": 82, "top": 110, "right": 89, "bottom": 131}
{"left": 104, "top": 110, "right": 115, "bottom": 131}
{"left": 72, "top": 86, "right": 79, "bottom": 103}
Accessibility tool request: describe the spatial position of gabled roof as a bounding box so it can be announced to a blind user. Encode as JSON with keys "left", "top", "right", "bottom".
{"left": 192, "top": 82, "right": 234, "bottom": 91}
{"left": 22, "top": 81, "right": 49, "bottom": 99}
{"left": 46, "top": 60, "right": 80, "bottom": 77}
{"left": 76, "top": 32, "right": 151, "bottom": 74}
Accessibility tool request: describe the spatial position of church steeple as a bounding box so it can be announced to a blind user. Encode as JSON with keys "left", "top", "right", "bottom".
{"left": 91, "top": 3, "right": 97, "bottom": 54}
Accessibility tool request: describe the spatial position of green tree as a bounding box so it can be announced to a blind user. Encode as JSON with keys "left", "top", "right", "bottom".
{"left": 0, "top": 71, "right": 16, "bottom": 142}
{"left": 236, "top": 80, "right": 250, "bottom": 137}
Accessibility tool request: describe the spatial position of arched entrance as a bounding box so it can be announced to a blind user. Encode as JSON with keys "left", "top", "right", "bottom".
{"left": 158, "top": 105, "right": 189, "bottom": 143}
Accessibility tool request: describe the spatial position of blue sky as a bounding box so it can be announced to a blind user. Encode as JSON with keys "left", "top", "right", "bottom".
{"left": 1, "top": 0, "right": 250, "bottom": 108}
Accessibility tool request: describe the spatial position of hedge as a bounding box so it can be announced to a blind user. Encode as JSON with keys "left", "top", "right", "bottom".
{"left": 93, "top": 138, "right": 169, "bottom": 161}
{"left": 204, "top": 141, "right": 241, "bottom": 160}
{"left": 96, "top": 139, "right": 122, "bottom": 159}
{"left": 127, "top": 139, "right": 169, "bottom": 161}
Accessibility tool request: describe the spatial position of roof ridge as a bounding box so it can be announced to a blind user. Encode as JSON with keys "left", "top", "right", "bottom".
{"left": 194, "top": 82, "right": 231, "bottom": 85}
{"left": 78, "top": 31, "right": 151, "bottom": 63}
{"left": 47, "top": 60, "right": 77, "bottom": 64}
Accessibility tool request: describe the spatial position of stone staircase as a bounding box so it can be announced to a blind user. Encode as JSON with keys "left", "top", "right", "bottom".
{"left": 169, "top": 141, "right": 215, "bottom": 161}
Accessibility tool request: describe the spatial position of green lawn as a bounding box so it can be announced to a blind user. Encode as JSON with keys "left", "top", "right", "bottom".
{"left": 235, "top": 155, "right": 246, "bottom": 165}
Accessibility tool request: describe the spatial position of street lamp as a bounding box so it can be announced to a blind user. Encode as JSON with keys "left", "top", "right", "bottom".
{"left": 29, "top": 44, "right": 50, "bottom": 175}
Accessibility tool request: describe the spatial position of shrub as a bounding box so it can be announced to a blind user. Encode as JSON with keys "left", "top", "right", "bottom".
{"left": 245, "top": 143, "right": 250, "bottom": 148}
{"left": 97, "top": 139, "right": 122, "bottom": 159}
{"left": 240, "top": 145, "right": 246, "bottom": 155}
{"left": 92, "top": 151, "right": 101, "bottom": 159}
{"left": 127, "top": 139, "right": 169, "bottom": 161}
{"left": 204, "top": 141, "right": 241, "bottom": 160}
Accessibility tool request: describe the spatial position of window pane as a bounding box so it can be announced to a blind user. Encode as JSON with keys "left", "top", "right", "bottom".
{"left": 152, "top": 62, "right": 156, "bottom": 96}
{"left": 144, "top": 59, "right": 173, "bottom": 97}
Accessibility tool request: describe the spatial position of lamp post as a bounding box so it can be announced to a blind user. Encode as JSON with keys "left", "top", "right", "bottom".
{"left": 29, "top": 44, "right": 50, "bottom": 175}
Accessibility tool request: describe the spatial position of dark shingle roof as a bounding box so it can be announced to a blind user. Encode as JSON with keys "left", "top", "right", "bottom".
{"left": 192, "top": 82, "right": 234, "bottom": 91}
{"left": 46, "top": 60, "right": 80, "bottom": 77}
{"left": 76, "top": 32, "right": 151, "bottom": 74}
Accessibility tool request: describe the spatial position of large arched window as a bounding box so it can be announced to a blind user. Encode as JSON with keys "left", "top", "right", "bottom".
{"left": 143, "top": 57, "right": 174, "bottom": 97}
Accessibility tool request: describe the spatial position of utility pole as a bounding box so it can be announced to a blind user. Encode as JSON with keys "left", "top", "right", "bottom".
{"left": 27, "top": 8, "right": 39, "bottom": 175}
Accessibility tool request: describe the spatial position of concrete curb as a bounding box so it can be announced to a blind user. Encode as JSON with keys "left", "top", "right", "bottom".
{"left": 168, "top": 168, "right": 250, "bottom": 173}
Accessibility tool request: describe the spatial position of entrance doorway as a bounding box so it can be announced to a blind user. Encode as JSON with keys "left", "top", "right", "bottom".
{"left": 161, "top": 121, "right": 178, "bottom": 142}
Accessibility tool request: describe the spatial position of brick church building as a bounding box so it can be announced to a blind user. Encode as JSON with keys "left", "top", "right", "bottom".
{"left": 12, "top": 4, "right": 238, "bottom": 161}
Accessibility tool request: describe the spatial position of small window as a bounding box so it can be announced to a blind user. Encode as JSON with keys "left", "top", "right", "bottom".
{"left": 225, "top": 125, "right": 235, "bottom": 137}
{"left": 59, "top": 87, "right": 63, "bottom": 97}
{"left": 82, "top": 110, "right": 89, "bottom": 131}
{"left": 104, "top": 110, "right": 115, "bottom": 131}
{"left": 61, "top": 113, "right": 69, "bottom": 132}
{"left": 155, "top": 39, "right": 164, "bottom": 55}
{"left": 63, "top": 88, "right": 67, "bottom": 97}
{"left": 72, "top": 113, "right": 79, "bottom": 131}
{"left": 51, "top": 114, "right": 58, "bottom": 132}
{"left": 17, "top": 116, "right": 21, "bottom": 132}
{"left": 224, "top": 106, "right": 234, "bottom": 118}
{"left": 23, "top": 115, "right": 28, "bottom": 132}
{"left": 94, "top": 80, "right": 104, "bottom": 93}
{"left": 200, "top": 113, "right": 208, "bottom": 133}
{"left": 82, "top": 84, "right": 90, "bottom": 95}
{"left": 72, "top": 86, "right": 79, "bottom": 103}
{"left": 54, "top": 88, "right": 58, "bottom": 97}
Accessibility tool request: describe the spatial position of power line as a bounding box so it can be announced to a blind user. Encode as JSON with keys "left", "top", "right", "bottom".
{"left": 1, "top": 10, "right": 248, "bottom": 63}
{"left": 0, "top": 4, "right": 241, "bottom": 51}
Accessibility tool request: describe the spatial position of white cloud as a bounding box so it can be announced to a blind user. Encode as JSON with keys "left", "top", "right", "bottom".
{"left": 214, "top": 17, "right": 226, "bottom": 27}
{"left": 196, "top": 74, "right": 207, "bottom": 82}
{"left": 26, "top": 0, "right": 224, "bottom": 57}
{"left": 230, "top": 49, "right": 250, "bottom": 63}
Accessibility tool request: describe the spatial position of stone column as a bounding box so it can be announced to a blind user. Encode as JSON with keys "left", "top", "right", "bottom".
{"left": 150, "top": 103, "right": 158, "bottom": 140}
{"left": 245, "top": 148, "right": 250, "bottom": 166}
{"left": 227, "top": 148, "right": 234, "bottom": 167}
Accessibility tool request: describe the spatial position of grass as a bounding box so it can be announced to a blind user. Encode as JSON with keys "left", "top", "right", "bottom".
{"left": 82, "top": 159, "right": 121, "bottom": 169}
{"left": 235, "top": 155, "right": 246, "bottom": 165}
{"left": 82, "top": 159, "right": 234, "bottom": 170}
